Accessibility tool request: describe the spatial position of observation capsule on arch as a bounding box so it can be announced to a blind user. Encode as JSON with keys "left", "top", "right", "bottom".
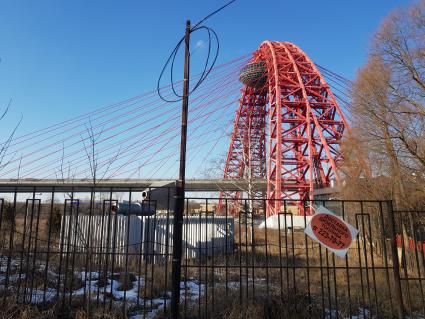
{"left": 239, "top": 61, "right": 267, "bottom": 89}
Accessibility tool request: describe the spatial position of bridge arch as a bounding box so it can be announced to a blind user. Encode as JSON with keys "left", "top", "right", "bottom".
{"left": 220, "top": 41, "right": 348, "bottom": 216}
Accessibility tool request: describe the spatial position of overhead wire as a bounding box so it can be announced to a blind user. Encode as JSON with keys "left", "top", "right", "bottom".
{"left": 157, "top": 0, "right": 237, "bottom": 102}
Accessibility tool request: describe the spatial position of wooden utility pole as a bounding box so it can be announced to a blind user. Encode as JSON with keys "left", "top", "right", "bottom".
{"left": 171, "top": 20, "right": 191, "bottom": 319}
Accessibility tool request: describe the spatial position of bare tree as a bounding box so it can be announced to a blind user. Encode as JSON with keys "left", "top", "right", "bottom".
{"left": 81, "top": 118, "right": 121, "bottom": 187}
{"left": 0, "top": 99, "right": 23, "bottom": 173}
{"left": 0, "top": 60, "right": 23, "bottom": 247}
{"left": 0, "top": 58, "right": 23, "bottom": 174}
{"left": 81, "top": 117, "right": 123, "bottom": 310}
{"left": 341, "top": 0, "right": 425, "bottom": 209}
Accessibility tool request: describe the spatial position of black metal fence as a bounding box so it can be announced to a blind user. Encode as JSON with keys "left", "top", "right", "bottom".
{"left": 0, "top": 186, "right": 423, "bottom": 318}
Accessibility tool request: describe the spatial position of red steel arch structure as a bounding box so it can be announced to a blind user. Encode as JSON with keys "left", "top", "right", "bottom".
{"left": 219, "top": 41, "right": 348, "bottom": 216}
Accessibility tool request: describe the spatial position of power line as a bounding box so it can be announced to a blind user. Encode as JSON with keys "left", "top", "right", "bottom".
{"left": 157, "top": 0, "right": 237, "bottom": 103}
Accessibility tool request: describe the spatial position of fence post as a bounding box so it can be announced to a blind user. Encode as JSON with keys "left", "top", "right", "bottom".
{"left": 387, "top": 201, "right": 405, "bottom": 318}
{"left": 171, "top": 181, "right": 184, "bottom": 318}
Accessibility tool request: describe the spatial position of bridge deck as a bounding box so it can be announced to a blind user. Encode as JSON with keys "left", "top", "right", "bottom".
{"left": 0, "top": 179, "right": 338, "bottom": 195}
{"left": 0, "top": 178, "right": 268, "bottom": 192}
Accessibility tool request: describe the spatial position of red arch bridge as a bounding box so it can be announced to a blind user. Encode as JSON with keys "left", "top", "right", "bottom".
{"left": 0, "top": 41, "right": 350, "bottom": 216}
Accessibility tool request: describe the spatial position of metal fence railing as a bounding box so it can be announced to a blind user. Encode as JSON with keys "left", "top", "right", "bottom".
{"left": 0, "top": 186, "right": 423, "bottom": 318}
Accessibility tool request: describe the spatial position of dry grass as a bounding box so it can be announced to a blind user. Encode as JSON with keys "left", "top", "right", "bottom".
{"left": 18, "top": 267, "right": 56, "bottom": 290}
{"left": 116, "top": 272, "right": 136, "bottom": 291}
{"left": 14, "top": 217, "right": 58, "bottom": 244}
{"left": 0, "top": 303, "right": 56, "bottom": 319}
{"left": 95, "top": 272, "right": 109, "bottom": 288}
{"left": 139, "top": 265, "right": 172, "bottom": 299}
{"left": 0, "top": 295, "right": 126, "bottom": 319}
{"left": 179, "top": 287, "right": 323, "bottom": 319}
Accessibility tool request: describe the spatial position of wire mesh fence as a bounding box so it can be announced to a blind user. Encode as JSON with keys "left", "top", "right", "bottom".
{"left": 0, "top": 186, "right": 422, "bottom": 318}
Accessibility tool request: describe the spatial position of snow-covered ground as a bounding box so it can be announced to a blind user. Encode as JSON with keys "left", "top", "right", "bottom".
{"left": 2, "top": 256, "right": 423, "bottom": 318}
{"left": 0, "top": 256, "right": 204, "bottom": 318}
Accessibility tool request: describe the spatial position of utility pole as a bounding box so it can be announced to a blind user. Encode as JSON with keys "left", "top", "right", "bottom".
{"left": 171, "top": 20, "right": 191, "bottom": 319}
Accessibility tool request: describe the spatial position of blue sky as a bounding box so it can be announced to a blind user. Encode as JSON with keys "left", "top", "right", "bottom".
{"left": 0, "top": 0, "right": 412, "bottom": 178}
{"left": 0, "top": 0, "right": 411, "bottom": 136}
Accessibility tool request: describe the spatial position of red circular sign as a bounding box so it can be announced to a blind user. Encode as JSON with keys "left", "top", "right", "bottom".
{"left": 311, "top": 213, "right": 352, "bottom": 250}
